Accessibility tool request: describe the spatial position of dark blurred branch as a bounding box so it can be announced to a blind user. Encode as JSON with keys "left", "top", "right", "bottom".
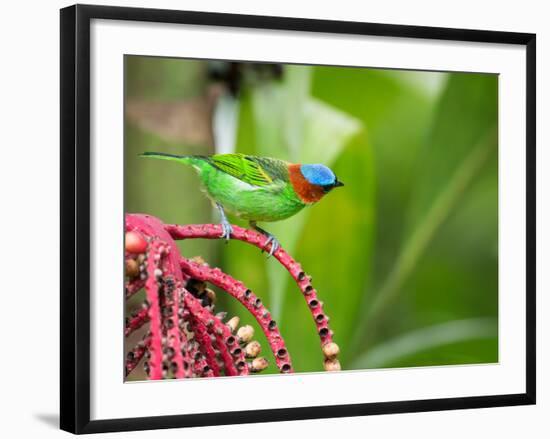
{"left": 126, "top": 84, "right": 224, "bottom": 146}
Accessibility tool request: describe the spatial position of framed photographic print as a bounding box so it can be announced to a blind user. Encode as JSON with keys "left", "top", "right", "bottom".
{"left": 60, "top": 4, "right": 536, "bottom": 434}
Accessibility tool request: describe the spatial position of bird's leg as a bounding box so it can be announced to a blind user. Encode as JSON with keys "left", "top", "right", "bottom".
{"left": 249, "top": 221, "right": 280, "bottom": 257}
{"left": 216, "top": 203, "right": 233, "bottom": 241}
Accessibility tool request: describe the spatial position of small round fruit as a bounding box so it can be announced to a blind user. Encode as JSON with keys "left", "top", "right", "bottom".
{"left": 125, "top": 231, "right": 147, "bottom": 253}
{"left": 125, "top": 259, "right": 139, "bottom": 278}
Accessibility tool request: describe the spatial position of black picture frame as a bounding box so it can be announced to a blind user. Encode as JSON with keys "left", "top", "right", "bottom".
{"left": 60, "top": 4, "right": 536, "bottom": 434}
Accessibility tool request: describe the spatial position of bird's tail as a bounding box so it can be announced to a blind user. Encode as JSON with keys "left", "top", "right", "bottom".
{"left": 139, "top": 152, "right": 207, "bottom": 165}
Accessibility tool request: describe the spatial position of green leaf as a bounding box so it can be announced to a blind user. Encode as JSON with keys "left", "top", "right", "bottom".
{"left": 351, "top": 318, "right": 497, "bottom": 369}
{"left": 406, "top": 74, "right": 498, "bottom": 230}
{"left": 311, "top": 66, "right": 444, "bottom": 288}
{"left": 354, "top": 72, "right": 498, "bottom": 352}
{"left": 366, "top": 128, "right": 496, "bottom": 327}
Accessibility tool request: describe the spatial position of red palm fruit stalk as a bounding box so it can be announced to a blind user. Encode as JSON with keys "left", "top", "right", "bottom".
{"left": 182, "top": 291, "right": 249, "bottom": 376}
{"left": 180, "top": 256, "right": 293, "bottom": 373}
{"left": 125, "top": 306, "right": 149, "bottom": 337}
{"left": 158, "top": 275, "right": 189, "bottom": 379}
{"left": 185, "top": 338, "right": 215, "bottom": 378}
{"left": 126, "top": 278, "right": 145, "bottom": 298}
{"left": 142, "top": 242, "right": 165, "bottom": 379}
{"left": 165, "top": 224, "right": 336, "bottom": 352}
{"left": 193, "top": 353, "right": 215, "bottom": 378}
{"left": 126, "top": 214, "right": 251, "bottom": 377}
{"left": 126, "top": 333, "right": 151, "bottom": 377}
{"left": 179, "top": 306, "right": 220, "bottom": 377}
{"left": 126, "top": 214, "right": 339, "bottom": 377}
{"left": 126, "top": 215, "right": 191, "bottom": 379}
{"left": 189, "top": 315, "right": 221, "bottom": 376}
{"left": 178, "top": 266, "right": 250, "bottom": 376}
{"left": 175, "top": 273, "right": 249, "bottom": 376}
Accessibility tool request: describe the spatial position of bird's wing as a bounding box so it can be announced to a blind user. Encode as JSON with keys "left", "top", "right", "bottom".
{"left": 210, "top": 154, "right": 289, "bottom": 187}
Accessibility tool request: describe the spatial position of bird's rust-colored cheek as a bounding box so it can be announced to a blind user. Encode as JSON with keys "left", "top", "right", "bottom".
{"left": 288, "top": 164, "right": 325, "bottom": 203}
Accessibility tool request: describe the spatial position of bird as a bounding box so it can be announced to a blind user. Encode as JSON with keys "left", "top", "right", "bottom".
{"left": 140, "top": 152, "right": 344, "bottom": 256}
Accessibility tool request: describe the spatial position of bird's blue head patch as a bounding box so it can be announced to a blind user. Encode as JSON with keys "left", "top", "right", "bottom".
{"left": 300, "top": 164, "right": 336, "bottom": 187}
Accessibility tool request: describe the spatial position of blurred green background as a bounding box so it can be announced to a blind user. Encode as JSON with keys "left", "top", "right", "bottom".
{"left": 125, "top": 56, "right": 498, "bottom": 376}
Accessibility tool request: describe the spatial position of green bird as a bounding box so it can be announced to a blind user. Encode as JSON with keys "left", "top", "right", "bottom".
{"left": 140, "top": 152, "right": 344, "bottom": 256}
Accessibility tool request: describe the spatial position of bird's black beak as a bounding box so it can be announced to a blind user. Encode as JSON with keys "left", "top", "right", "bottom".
{"left": 323, "top": 180, "right": 344, "bottom": 193}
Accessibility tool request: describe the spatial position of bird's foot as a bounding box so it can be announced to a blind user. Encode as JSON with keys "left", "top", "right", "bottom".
{"left": 216, "top": 203, "right": 233, "bottom": 242}
{"left": 220, "top": 218, "right": 233, "bottom": 241}
{"left": 250, "top": 222, "right": 280, "bottom": 257}
{"left": 262, "top": 233, "right": 280, "bottom": 257}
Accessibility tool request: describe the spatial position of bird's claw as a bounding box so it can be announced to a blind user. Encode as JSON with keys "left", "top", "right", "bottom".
{"left": 220, "top": 220, "right": 233, "bottom": 241}
{"left": 216, "top": 203, "right": 233, "bottom": 242}
{"left": 262, "top": 234, "right": 280, "bottom": 258}
{"left": 249, "top": 221, "right": 281, "bottom": 257}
